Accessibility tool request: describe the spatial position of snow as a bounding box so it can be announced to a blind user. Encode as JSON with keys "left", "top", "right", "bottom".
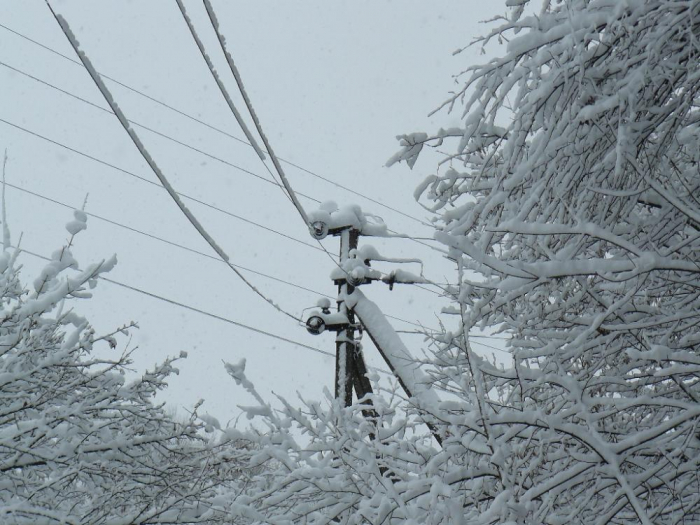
{"left": 307, "top": 202, "right": 389, "bottom": 237}
{"left": 65, "top": 219, "right": 87, "bottom": 236}
{"left": 346, "top": 288, "right": 439, "bottom": 407}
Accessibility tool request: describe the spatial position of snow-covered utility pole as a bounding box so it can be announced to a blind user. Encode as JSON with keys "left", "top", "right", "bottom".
{"left": 335, "top": 227, "right": 359, "bottom": 406}
{"left": 305, "top": 202, "right": 442, "bottom": 445}
{"left": 306, "top": 203, "right": 377, "bottom": 408}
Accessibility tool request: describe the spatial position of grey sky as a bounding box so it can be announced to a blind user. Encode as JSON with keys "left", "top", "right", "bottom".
{"left": 0, "top": 1, "right": 505, "bottom": 423}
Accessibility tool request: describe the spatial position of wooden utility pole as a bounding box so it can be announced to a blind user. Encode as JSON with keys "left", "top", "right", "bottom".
{"left": 335, "top": 227, "right": 374, "bottom": 408}
{"left": 335, "top": 228, "right": 356, "bottom": 407}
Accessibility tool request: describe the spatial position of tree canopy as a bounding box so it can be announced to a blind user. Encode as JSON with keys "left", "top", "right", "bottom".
{"left": 0, "top": 212, "right": 247, "bottom": 524}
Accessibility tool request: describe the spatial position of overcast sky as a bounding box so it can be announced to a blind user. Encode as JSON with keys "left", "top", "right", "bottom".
{"left": 0, "top": 1, "right": 506, "bottom": 424}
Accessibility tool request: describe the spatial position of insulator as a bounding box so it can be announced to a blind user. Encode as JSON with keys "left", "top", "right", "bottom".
{"left": 347, "top": 273, "right": 365, "bottom": 287}
{"left": 347, "top": 266, "right": 367, "bottom": 287}
{"left": 306, "top": 315, "right": 326, "bottom": 335}
{"left": 309, "top": 220, "right": 329, "bottom": 240}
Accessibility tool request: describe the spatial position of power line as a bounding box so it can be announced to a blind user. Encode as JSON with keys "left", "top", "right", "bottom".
{"left": 172, "top": 0, "right": 267, "bottom": 163}
{"left": 0, "top": 21, "right": 434, "bottom": 229}
{"left": 1, "top": 111, "right": 439, "bottom": 303}
{"left": 0, "top": 116, "right": 322, "bottom": 252}
{"left": 0, "top": 59, "right": 445, "bottom": 295}
{"left": 47, "top": 3, "right": 301, "bottom": 322}
{"left": 0, "top": 115, "right": 452, "bottom": 308}
{"left": 2, "top": 21, "right": 451, "bottom": 291}
{"left": 0, "top": 60, "right": 446, "bottom": 264}
{"left": 0, "top": 57, "right": 447, "bottom": 294}
{"left": 1, "top": 179, "right": 440, "bottom": 333}
{"left": 12, "top": 243, "right": 336, "bottom": 359}
{"left": 1, "top": 181, "right": 325, "bottom": 298}
{"left": 0, "top": 58, "right": 322, "bottom": 203}
{"left": 200, "top": 0, "right": 310, "bottom": 227}
{"left": 397, "top": 330, "right": 510, "bottom": 355}
{"left": 0, "top": 59, "right": 265, "bottom": 186}
{"left": 0, "top": 31, "right": 445, "bottom": 262}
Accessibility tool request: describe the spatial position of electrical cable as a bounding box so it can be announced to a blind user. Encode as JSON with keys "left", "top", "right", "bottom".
{"left": 0, "top": 22, "right": 447, "bottom": 269}
{"left": 2, "top": 18, "right": 456, "bottom": 298}
{"left": 0, "top": 21, "right": 437, "bottom": 230}
{"left": 0, "top": 55, "right": 446, "bottom": 295}
{"left": 0, "top": 179, "right": 443, "bottom": 333}
{"left": 182, "top": 0, "right": 355, "bottom": 292}
{"left": 0, "top": 60, "right": 446, "bottom": 268}
{"left": 171, "top": 0, "right": 267, "bottom": 164}
{"left": 397, "top": 330, "right": 510, "bottom": 355}
{"left": 0, "top": 116, "right": 321, "bottom": 252}
{"left": 0, "top": 114, "right": 450, "bottom": 307}
{"left": 6, "top": 244, "right": 405, "bottom": 379}
{"left": 190, "top": 2, "right": 438, "bottom": 294}
{"left": 1, "top": 181, "right": 323, "bottom": 297}
{"left": 1, "top": 17, "right": 509, "bottom": 377}
{"left": 0, "top": 59, "right": 323, "bottom": 203}
{"left": 46, "top": 2, "right": 302, "bottom": 323}
{"left": 9, "top": 243, "right": 335, "bottom": 358}
{"left": 201, "top": 0, "right": 309, "bottom": 226}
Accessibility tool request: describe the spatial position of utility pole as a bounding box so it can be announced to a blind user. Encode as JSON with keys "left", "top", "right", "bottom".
{"left": 306, "top": 215, "right": 376, "bottom": 409}
{"left": 306, "top": 203, "right": 440, "bottom": 446}
{"left": 335, "top": 227, "right": 356, "bottom": 407}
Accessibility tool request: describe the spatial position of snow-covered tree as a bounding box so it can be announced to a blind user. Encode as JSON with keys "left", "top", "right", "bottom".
{"left": 0, "top": 211, "right": 248, "bottom": 524}
{"left": 388, "top": 0, "right": 700, "bottom": 522}
{"left": 228, "top": 1, "right": 700, "bottom": 524}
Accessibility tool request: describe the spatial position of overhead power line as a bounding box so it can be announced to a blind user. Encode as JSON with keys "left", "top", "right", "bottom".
{"left": 0, "top": 59, "right": 444, "bottom": 260}
{"left": 172, "top": 0, "right": 267, "bottom": 163}
{"left": 0, "top": 21, "right": 433, "bottom": 229}
{"left": 10, "top": 243, "right": 336, "bottom": 359}
{"left": 0, "top": 111, "right": 450, "bottom": 303}
{"left": 0, "top": 59, "right": 315, "bottom": 201}
{"left": 46, "top": 3, "right": 301, "bottom": 322}
{"left": 0, "top": 116, "right": 321, "bottom": 252}
{"left": 0, "top": 21, "right": 446, "bottom": 263}
{"left": 201, "top": 0, "right": 310, "bottom": 226}
{"left": 0, "top": 57, "right": 449, "bottom": 294}
{"left": 1, "top": 181, "right": 324, "bottom": 298}
{"left": 1, "top": 179, "right": 441, "bottom": 333}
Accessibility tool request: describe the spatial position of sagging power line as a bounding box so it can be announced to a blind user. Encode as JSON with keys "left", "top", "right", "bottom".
{"left": 47, "top": 2, "right": 302, "bottom": 322}
{"left": 1, "top": 179, "right": 446, "bottom": 333}
{"left": 0, "top": 60, "right": 444, "bottom": 259}
{"left": 0, "top": 113, "right": 447, "bottom": 301}
{"left": 0, "top": 27, "right": 446, "bottom": 263}
{"left": 0, "top": 21, "right": 434, "bottom": 230}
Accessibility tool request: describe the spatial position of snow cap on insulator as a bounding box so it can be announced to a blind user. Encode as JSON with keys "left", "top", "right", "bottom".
{"left": 306, "top": 315, "right": 326, "bottom": 335}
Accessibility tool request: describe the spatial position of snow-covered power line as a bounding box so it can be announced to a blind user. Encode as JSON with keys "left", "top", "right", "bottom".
{"left": 0, "top": 115, "right": 320, "bottom": 252}
{"left": 47, "top": 3, "right": 302, "bottom": 323}
{"left": 0, "top": 112, "right": 449, "bottom": 302}
{"left": 200, "top": 0, "right": 309, "bottom": 227}
{"left": 0, "top": 59, "right": 444, "bottom": 260}
{"left": 172, "top": 0, "right": 266, "bottom": 163}
{"left": 0, "top": 59, "right": 319, "bottom": 203}
{"left": 0, "top": 21, "right": 433, "bottom": 229}
{"left": 10, "top": 243, "right": 335, "bottom": 359}
{"left": 2, "top": 178, "right": 445, "bottom": 334}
